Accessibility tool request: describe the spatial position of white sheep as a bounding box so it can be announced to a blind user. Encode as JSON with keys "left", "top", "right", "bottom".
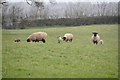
{"left": 62, "top": 33, "right": 74, "bottom": 42}
{"left": 27, "top": 32, "right": 47, "bottom": 43}
{"left": 91, "top": 32, "right": 100, "bottom": 44}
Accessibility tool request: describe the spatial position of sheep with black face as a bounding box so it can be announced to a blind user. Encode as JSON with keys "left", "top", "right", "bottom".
{"left": 91, "top": 32, "right": 100, "bottom": 44}
{"left": 62, "top": 33, "right": 73, "bottom": 42}
{"left": 15, "top": 38, "right": 21, "bottom": 42}
{"left": 27, "top": 32, "right": 47, "bottom": 43}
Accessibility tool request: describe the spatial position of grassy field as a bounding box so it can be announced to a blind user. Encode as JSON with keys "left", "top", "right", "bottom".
{"left": 2, "top": 24, "right": 118, "bottom": 78}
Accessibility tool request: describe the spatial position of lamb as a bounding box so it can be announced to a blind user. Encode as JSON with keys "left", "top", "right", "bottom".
{"left": 15, "top": 38, "right": 21, "bottom": 42}
{"left": 57, "top": 36, "right": 63, "bottom": 43}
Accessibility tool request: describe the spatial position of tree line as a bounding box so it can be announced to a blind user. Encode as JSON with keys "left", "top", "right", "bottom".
{"left": 18, "top": 16, "right": 117, "bottom": 29}
{"left": 1, "top": 1, "right": 119, "bottom": 29}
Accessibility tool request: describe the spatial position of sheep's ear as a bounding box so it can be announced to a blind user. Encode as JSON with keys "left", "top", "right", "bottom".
{"left": 92, "top": 32, "right": 98, "bottom": 34}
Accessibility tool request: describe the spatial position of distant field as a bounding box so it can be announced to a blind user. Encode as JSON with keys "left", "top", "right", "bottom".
{"left": 2, "top": 24, "right": 118, "bottom": 78}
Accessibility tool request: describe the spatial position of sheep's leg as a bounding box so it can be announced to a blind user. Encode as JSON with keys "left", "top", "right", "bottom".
{"left": 58, "top": 41, "right": 60, "bottom": 43}
{"left": 32, "top": 40, "right": 36, "bottom": 42}
{"left": 70, "top": 39, "right": 72, "bottom": 42}
{"left": 42, "top": 39, "right": 46, "bottom": 43}
{"left": 35, "top": 39, "right": 39, "bottom": 42}
{"left": 93, "top": 40, "right": 97, "bottom": 44}
{"left": 34, "top": 40, "right": 38, "bottom": 42}
{"left": 93, "top": 40, "right": 95, "bottom": 44}
{"left": 66, "top": 39, "right": 68, "bottom": 42}
{"left": 96, "top": 41, "right": 98, "bottom": 44}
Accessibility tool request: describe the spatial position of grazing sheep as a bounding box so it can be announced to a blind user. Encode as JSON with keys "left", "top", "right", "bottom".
{"left": 27, "top": 32, "right": 47, "bottom": 43}
{"left": 57, "top": 36, "right": 63, "bottom": 43}
{"left": 91, "top": 32, "right": 100, "bottom": 44}
{"left": 98, "top": 39, "right": 104, "bottom": 44}
{"left": 62, "top": 33, "right": 73, "bottom": 42}
{"left": 15, "top": 39, "right": 21, "bottom": 42}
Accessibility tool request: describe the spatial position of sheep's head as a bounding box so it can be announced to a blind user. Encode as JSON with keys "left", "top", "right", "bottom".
{"left": 92, "top": 32, "right": 98, "bottom": 37}
{"left": 27, "top": 39, "right": 31, "bottom": 42}
{"left": 62, "top": 37, "right": 66, "bottom": 41}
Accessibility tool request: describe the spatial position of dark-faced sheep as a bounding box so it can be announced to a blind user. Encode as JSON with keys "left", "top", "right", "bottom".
{"left": 91, "top": 32, "right": 100, "bottom": 44}
{"left": 15, "top": 39, "right": 21, "bottom": 42}
{"left": 27, "top": 32, "right": 47, "bottom": 43}
{"left": 62, "top": 33, "right": 73, "bottom": 42}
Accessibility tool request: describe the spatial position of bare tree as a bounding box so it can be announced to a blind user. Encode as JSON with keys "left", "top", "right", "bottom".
{"left": 97, "top": 2, "right": 107, "bottom": 16}
{"left": 101, "top": 2, "right": 107, "bottom": 16}
{"left": 1, "top": 0, "right": 8, "bottom": 28}
{"left": 26, "top": 0, "right": 56, "bottom": 19}
{"left": 2, "top": 2, "right": 8, "bottom": 28}
{"left": 2, "top": 3, "right": 24, "bottom": 29}
{"left": 43, "top": 5, "right": 50, "bottom": 19}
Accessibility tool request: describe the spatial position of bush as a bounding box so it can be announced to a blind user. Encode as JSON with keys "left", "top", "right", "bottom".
{"left": 3, "top": 16, "right": 118, "bottom": 29}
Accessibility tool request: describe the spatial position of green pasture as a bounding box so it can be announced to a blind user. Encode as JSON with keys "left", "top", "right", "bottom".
{"left": 2, "top": 24, "right": 118, "bottom": 78}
